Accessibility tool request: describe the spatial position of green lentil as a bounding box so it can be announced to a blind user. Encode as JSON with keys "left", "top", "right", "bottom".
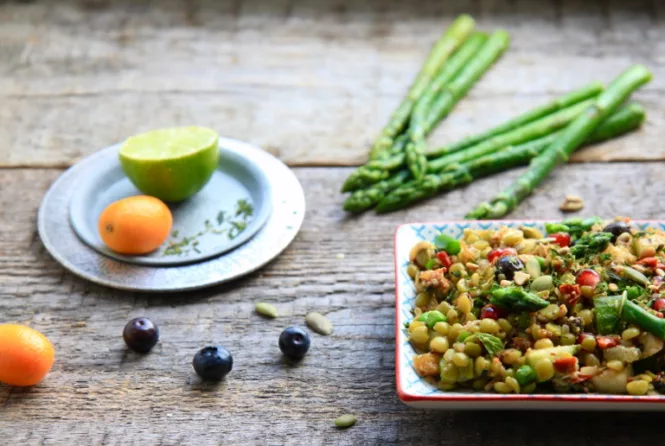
{"left": 464, "top": 342, "right": 482, "bottom": 358}
{"left": 436, "top": 301, "right": 452, "bottom": 314}
{"left": 452, "top": 352, "right": 470, "bottom": 368}
{"left": 497, "top": 318, "right": 513, "bottom": 332}
{"left": 494, "top": 382, "right": 512, "bottom": 394}
{"left": 479, "top": 318, "right": 500, "bottom": 334}
{"left": 502, "top": 349, "right": 522, "bottom": 366}
{"left": 433, "top": 321, "right": 450, "bottom": 336}
{"left": 407, "top": 263, "right": 419, "bottom": 279}
{"left": 606, "top": 360, "right": 624, "bottom": 372}
{"left": 457, "top": 294, "right": 472, "bottom": 314}
{"left": 581, "top": 336, "right": 597, "bottom": 352}
{"left": 505, "top": 376, "right": 520, "bottom": 393}
{"left": 622, "top": 327, "right": 641, "bottom": 341}
{"left": 415, "top": 292, "right": 432, "bottom": 308}
{"left": 440, "top": 363, "right": 459, "bottom": 383}
{"left": 410, "top": 326, "right": 429, "bottom": 344}
{"left": 534, "top": 338, "right": 554, "bottom": 349}
{"left": 430, "top": 336, "right": 450, "bottom": 354}
{"left": 560, "top": 333, "right": 576, "bottom": 345}
{"left": 627, "top": 380, "right": 649, "bottom": 396}
{"left": 533, "top": 358, "right": 554, "bottom": 382}
{"left": 474, "top": 356, "right": 488, "bottom": 376}
{"left": 448, "top": 323, "right": 463, "bottom": 343}
{"left": 579, "top": 309, "right": 594, "bottom": 326}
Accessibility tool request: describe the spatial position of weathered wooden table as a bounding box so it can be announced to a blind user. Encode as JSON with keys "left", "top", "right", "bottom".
{"left": 1, "top": 0, "right": 664, "bottom": 444}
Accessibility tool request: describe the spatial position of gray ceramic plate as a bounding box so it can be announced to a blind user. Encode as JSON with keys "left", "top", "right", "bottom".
{"left": 38, "top": 137, "right": 305, "bottom": 292}
{"left": 69, "top": 144, "right": 272, "bottom": 266}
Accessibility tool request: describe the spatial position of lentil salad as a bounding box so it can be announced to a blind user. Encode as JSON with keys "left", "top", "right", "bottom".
{"left": 405, "top": 217, "right": 665, "bottom": 395}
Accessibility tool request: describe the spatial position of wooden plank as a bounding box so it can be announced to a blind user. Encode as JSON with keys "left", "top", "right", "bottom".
{"left": 2, "top": 164, "right": 665, "bottom": 443}
{"left": 0, "top": 0, "right": 663, "bottom": 168}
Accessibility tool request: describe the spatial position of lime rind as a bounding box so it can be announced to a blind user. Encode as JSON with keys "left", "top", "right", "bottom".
{"left": 120, "top": 126, "right": 219, "bottom": 160}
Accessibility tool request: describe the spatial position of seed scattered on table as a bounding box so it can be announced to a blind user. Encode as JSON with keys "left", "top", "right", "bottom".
{"left": 306, "top": 312, "right": 333, "bottom": 335}
{"left": 256, "top": 302, "right": 278, "bottom": 318}
{"left": 560, "top": 194, "right": 584, "bottom": 212}
{"left": 334, "top": 414, "right": 357, "bottom": 429}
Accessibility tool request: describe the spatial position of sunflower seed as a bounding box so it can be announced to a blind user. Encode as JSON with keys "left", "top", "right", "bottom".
{"left": 305, "top": 312, "right": 333, "bottom": 335}
{"left": 334, "top": 414, "right": 357, "bottom": 428}
{"left": 255, "top": 302, "right": 278, "bottom": 318}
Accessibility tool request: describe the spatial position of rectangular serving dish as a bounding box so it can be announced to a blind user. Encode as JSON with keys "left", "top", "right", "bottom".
{"left": 395, "top": 220, "right": 665, "bottom": 410}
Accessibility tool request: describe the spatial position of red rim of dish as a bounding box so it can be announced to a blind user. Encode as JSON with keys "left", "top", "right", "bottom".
{"left": 394, "top": 219, "right": 665, "bottom": 404}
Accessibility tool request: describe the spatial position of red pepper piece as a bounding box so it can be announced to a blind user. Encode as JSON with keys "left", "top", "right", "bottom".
{"left": 596, "top": 335, "right": 619, "bottom": 349}
{"left": 553, "top": 356, "right": 578, "bottom": 374}
{"left": 436, "top": 251, "right": 452, "bottom": 269}
{"left": 487, "top": 248, "right": 517, "bottom": 264}
{"left": 551, "top": 232, "right": 571, "bottom": 247}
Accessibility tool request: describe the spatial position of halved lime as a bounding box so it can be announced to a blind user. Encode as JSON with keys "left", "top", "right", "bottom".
{"left": 119, "top": 126, "right": 220, "bottom": 202}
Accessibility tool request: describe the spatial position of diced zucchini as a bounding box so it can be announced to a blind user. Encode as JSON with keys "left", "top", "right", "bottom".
{"left": 525, "top": 345, "right": 581, "bottom": 367}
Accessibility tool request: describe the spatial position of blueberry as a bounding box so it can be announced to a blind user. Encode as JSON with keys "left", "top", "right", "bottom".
{"left": 495, "top": 256, "right": 524, "bottom": 280}
{"left": 603, "top": 221, "right": 631, "bottom": 242}
{"left": 123, "top": 317, "right": 159, "bottom": 353}
{"left": 193, "top": 346, "right": 233, "bottom": 381}
{"left": 279, "top": 326, "right": 311, "bottom": 360}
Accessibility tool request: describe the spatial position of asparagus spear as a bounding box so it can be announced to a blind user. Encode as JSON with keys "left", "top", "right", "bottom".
{"left": 406, "top": 30, "right": 510, "bottom": 180}
{"left": 343, "top": 170, "right": 410, "bottom": 212}
{"left": 368, "top": 15, "right": 475, "bottom": 161}
{"left": 343, "top": 84, "right": 604, "bottom": 192}
{"left": 466, "top": 64, "right": 652, "bottom": 219}
{"left": 370, "top": 103, "right": 645, "bottom": 213}
{"left": 427, "top": 98, "right": 595, "bottom": 172}
{"left": 595, "top": 294, "right": 665, "bottom": 340}
{"left": 341, "top": 33, "right": 486, "bottom": 192}
{"left": 426, "top": 82, "right": 605, "bottom": 158}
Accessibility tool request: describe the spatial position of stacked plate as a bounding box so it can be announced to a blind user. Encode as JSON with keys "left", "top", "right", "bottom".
{"left": 38, "top": 137, "right": 305, "bottom": 292}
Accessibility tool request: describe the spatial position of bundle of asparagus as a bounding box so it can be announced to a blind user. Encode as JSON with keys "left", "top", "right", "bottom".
{"left": 342, "top": 15, "right": 509, "bottom": 193}
{"left": 341, "top": 15, "right": 651, "bottom": 216}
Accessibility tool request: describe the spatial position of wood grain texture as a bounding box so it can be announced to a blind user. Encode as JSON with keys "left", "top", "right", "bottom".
{"left": 2, "top": 164, "right": 665, "bottom": 445}
{"left": 0, "top": 0, "right": 664, "bottom": 168}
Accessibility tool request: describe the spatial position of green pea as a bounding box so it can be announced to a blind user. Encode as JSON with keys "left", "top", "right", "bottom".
{"left": 418, "top": 310, "right": 447, "bottom": 329}
{"left": 425, "top": 258, "right": 438, "bottom": 270}
{"left": 434, "top": 234, "right": 461, "bottom": 255}
{"left": 515, "top": 365, "right": 537, "bottom": 386}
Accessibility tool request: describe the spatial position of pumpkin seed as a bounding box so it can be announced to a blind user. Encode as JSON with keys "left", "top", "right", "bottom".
{"left": 524, "top": 256, "right": 541, "bottom": 279}
{"left": 335, "top": 414, "right": 357, "bottom": 428}
{"left": 306, "top": 312, "right": 333, "bottom": 335}
{"left": 530, "top": 275, "right": 553, "bottom": 292}
{"left": 620, "top": 266, "right": 650, "bottom": 286}
{"left": 521, "top": 226, "right": 544, "bottom": 239}
{"left": 255, "top": 302, "right": 278, "bottom": 318}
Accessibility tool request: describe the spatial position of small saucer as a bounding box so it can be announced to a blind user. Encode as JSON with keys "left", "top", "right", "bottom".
{"left": 38, "top": 137, "right": 305, "bottom": 292}
{"left": 69, "top": 145, "right": 272, "bottom": 266}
